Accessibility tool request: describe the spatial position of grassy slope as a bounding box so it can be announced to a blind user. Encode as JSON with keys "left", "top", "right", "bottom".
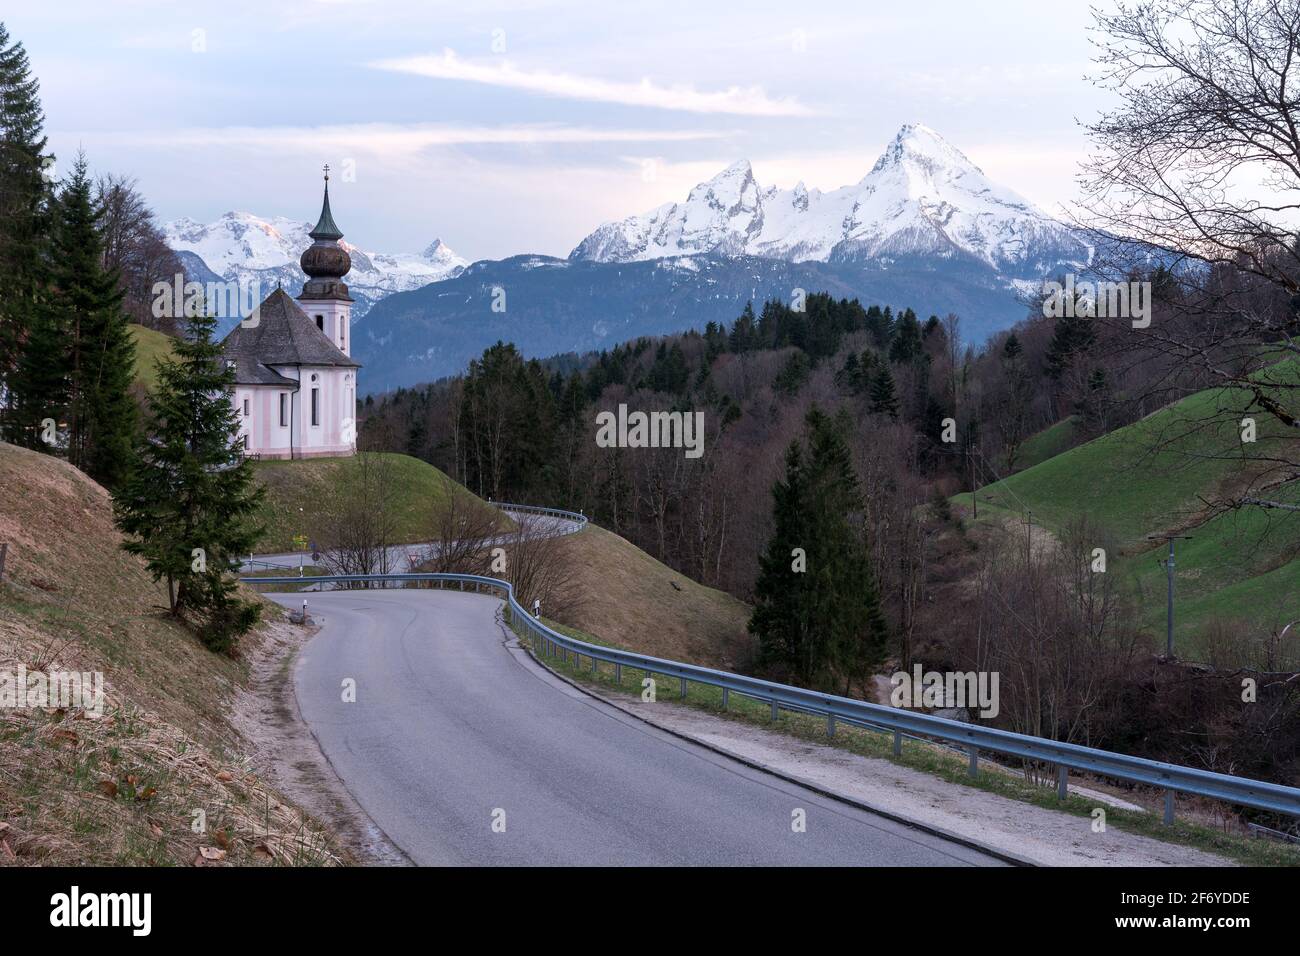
{"left": 1013, "top": 416, "right": 1077, "bottom": 471}
{"left": 127, "top": 324, "right": 176, "bottom": 392}
{"left": 972, "top": 380, "right": 1300, "bottom": 655}
{"left": 0, "top": 442, "right": 339, "bottom": 865}
{"left": 551, "top": 525, "right": 753, "bottom": 671}
{"left": 251, "top": 453, "right": 507, "bottom": 553}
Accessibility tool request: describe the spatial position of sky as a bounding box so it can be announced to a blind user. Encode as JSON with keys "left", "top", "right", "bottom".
{"left": 9, "top": 0, "right": 1116, "bottom": 261}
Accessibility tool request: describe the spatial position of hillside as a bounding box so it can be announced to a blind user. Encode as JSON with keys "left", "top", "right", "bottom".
{"left": 0, "top": 441, "right": 340, "bottom": 865}
{"left": 551, "top": 525, "right": 753, "bottom": 671}
{"left": 970, "top": 380, "right": 1300, "bottom": 659}
{"left": 251, "top": 452, "right": 509, "bottom": 553}
{"left": 127, "top": 323, "right": 176, "bottom": 391}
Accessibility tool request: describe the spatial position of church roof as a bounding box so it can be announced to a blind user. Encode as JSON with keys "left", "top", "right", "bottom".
{"left": 221, "top": 288, "right": 360, "bottom": 386}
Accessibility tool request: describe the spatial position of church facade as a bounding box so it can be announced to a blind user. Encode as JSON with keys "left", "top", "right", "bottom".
{"left": 221, "top": 173, "right": 360, "bottom": 459}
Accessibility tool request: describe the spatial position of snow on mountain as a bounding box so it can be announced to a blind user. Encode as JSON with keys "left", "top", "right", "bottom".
{"left": 570, "top": 123, "right": 1090, "bottom": 278}
{"left": 163, "top": 212, "right": 468, "bottom": 320}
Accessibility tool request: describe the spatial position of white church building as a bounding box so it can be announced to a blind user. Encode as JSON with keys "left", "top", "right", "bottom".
{"left": 221, "top": 171, "right": 360, "bottom": 459}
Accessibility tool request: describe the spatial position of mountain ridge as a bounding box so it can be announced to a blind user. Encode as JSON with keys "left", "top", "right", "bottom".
{"left": 164, "top": 211, "right": 468, "bottom": 332}
{"left": 570, "top": 123, "right": 1091, "bottom": 278}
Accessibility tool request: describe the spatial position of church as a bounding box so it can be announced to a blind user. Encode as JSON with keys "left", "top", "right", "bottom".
{"left": 221, "top": 170, "right": 360, "bottom": 459}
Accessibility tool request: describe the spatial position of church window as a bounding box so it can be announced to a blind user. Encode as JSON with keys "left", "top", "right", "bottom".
{"left": 316, "top": 314, "right": 324, "bottom": 331}
{"left": 311, "top": 387, "right": 320, "bottom": 426}
{"left": 242, "top": 397, "right": 249, "bottom": 416}
{"left": 279, "top": 393, "right": 288, "bottom": 427}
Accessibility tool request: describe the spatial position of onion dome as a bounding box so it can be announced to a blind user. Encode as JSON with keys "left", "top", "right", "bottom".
{"left": 299, "top": 166, "right": 353, "bottom": 300}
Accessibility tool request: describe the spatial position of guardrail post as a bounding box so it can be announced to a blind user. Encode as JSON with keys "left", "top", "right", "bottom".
{"left": 968, "top": 746, "right": 978, "bottom": 778}
{"left": 614, "top": 663, "right": 622, "bottom": 684}
{"left": 591, "top": 655, "right": 597, "bottom": 674}
{"left": 770, "top": 700, "right": 778, "bottom": 721}
{"left": 892, "top": 730, "right": 902, "bottom": 756}
{"left": 1164, "top": 790, "right": 1175, "bottom": 825}
{"left": 679, "top": 677, "right": 687, "bottom": 699}
{"left": 1057, "top": 765, "right": 1068, "bottom": 801}
{"left": 721, "top": 688, "right": 728, "bottom": 710}
{"left": 827, "top": 714, "right": 836, "bottom": 738}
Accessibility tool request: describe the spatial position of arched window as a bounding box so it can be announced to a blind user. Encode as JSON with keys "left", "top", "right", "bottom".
{"left": 315, "top": 314, "right": 324, "bottom": 331}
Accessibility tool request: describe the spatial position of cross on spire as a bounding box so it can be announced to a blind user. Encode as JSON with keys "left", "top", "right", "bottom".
{"left": 323, "top": 163, "right": 330, "bottom": 183}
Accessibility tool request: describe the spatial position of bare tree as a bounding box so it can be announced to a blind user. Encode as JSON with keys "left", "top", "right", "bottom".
{"left": 96, "top": 173, "right": 183, "bottom": 333}
{"left": 410, "top": 491, "right": 501, "bottom": 575}
{"left": 313, "top": 453, "right": 401, "bottom": 583}
{"left": 1081, "top": 0, "right": 1300, "bottom": 510}
{"left": 505, "top": 513, "right": 582, "bottom": 621}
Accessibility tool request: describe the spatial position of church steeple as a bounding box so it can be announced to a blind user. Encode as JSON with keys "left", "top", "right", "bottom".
{"left": 309, "top": 165, "right": 343, "bottom": 241}
{"left": 300, "top": 165, "right": 352, "bottom": 298}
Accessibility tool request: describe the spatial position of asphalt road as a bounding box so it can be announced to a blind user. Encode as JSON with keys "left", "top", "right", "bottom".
{"left": 273, "top": 589, "right": 1005, "bottom": 866}
{"left": 245, "top": 510, "right": 579, "bottom": 573}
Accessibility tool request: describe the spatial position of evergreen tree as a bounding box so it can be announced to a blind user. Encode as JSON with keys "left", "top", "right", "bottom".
{"left": 54, "top": 155, "right": 136, "bottom": 486}
{"left": 749, "top": 441, "right": 810, "bottom": 676}
{"left": 773, "top": 350, "right": 811, "bottom": 397}
{"left": 113, "top": 308, "right": 264, "bottom": 654}
{"left": 868, "top": 364, "right": 900, "bottom": 418}
{"left": 889, "top": 309, "right": 923, "bottom": 363}
{"left": 0, "top": 22, "right": 53, "bottom": 434}
{"left": 803, "top": 408, "right": 888, "bottom": 691}
{"left": 749, "top": 408, "right": 888, "bottom": 690}
{"left": 728, "top": 302, "right": 757, "bottom": 352}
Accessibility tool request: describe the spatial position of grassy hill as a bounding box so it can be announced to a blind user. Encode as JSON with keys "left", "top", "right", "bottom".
{"left": 0, "top": 441, "right": 340, "bottom": 865}
{"left": 970, "top": 378, "right": 1300, "bottom": 660}
{"left": 551, "top": 525, "right": 754, "bottom": 671}
{"left": 127, "top": 324, "right": 176, "bottom": 392}
{"left": 251, "top": 452, "right": 508, "bottom": 553}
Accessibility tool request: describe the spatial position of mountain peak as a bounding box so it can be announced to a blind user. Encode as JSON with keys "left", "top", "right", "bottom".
{"left": 871, "top": 122, "right": 982, "bottom": 177}
{"left": 570, "top": 124, "right": 1086, "bottom": 273}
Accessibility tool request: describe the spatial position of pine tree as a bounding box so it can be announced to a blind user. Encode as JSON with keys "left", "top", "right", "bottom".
{"left": 802, "top": 408, "right": 888, "bottom": 691}
{"left": 53, "top": 155, "right": 136, "bottom": 486}
{"left": 113, "top": 308, "right": 264, "bottom": 654}
{"left": 749, "top": 441, "right": 810, "bottom": 676}
{"left": 0, "top": 22, "right": 53, "bottom": 434}
{"left": 749, "top": 408, "right": 888, "bottom": 690}
{"left": 1002, "top": 332, "right": 1023, "bottom": 361}
{"left": 728, "top": 302, "right": 757, "bottom": 352}
{"left": 889, "top": 308, "right": 923, "bottom": 363}
{"left": 868, "top": 365, "right": 900, "bottom": 418}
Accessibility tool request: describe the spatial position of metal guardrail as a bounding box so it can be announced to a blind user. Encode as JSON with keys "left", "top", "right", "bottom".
{"left": 242, "top": 510, "right": 1300, "bottom": 825}
{"left": 494, "top": 501, "right": 590, "bottom": 535}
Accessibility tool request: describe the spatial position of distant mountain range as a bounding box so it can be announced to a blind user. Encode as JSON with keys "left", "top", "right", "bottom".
{"left": 571, "top": 123, "right": 1090, "bottom": 276}
{"left": 164, "top": 212, "right": 467, "bottom": 335}
{"left": 170, "top": 124, "right": 1096, "bottom": 393}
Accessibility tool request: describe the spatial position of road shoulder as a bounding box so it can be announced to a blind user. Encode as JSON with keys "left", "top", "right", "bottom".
{"left": 513, "top": 623, "right": 1236, "bottom": 868}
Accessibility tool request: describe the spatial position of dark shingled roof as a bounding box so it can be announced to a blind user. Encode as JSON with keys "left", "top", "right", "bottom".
{"left": 220, "top": 288, "right": 360, "bottom": 386}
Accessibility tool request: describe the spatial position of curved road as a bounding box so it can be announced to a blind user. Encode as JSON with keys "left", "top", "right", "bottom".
{"left": 273, "top": 589, "right": 1004, "bottom": 866}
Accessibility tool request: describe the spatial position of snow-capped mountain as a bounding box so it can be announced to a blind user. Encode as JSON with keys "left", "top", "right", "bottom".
{"left": 164, "top": 212, "right": 467, "bottom": 328}
{"left": 570, "top": 123, "right": 1090, "bottom": 279}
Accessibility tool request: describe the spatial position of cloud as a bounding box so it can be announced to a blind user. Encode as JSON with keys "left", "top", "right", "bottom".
{"left": 87, "top": 122, "right": 728, "bottom": 156}
{"left": 370, "top": 49, "right": 816, "bottom": 117}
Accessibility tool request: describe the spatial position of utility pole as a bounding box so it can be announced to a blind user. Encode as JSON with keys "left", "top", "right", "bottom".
{"left": 1148, "top": 534, "right": 1192, "bottom": 658}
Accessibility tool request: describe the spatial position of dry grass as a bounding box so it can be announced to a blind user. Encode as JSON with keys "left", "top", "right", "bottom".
{"left": 551, "top": 525, "right": 754, "bottom": 671}
{"left": 0, "top": 442, "right": 342, "bottom": 866}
